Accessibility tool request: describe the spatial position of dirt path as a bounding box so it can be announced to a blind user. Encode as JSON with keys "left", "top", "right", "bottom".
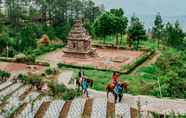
{"left": 129, "top": 51, "right": 161, "bottom": 75}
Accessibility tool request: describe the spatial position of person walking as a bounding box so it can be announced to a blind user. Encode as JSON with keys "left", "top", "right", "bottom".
{"left": 82, "top": 78, "right": 89, "bottom": 98}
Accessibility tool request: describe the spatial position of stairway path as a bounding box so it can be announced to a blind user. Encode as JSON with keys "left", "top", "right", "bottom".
{"left": 67, "top": 98, "right": 86, "bottom": 118}
{"left": 0, "top": 83, "right": 22, "bottom": 99}
{"left": 43, "top": 100, "right": 65, "bottom": 118}
{"left": 17, "top": 96, "right": 51, "bottom": 118}
{"left": 91, "top": 98, "right": 107, "bottom": 118}
{"left": 58, "top": 70, "right": 186, "bottom": 116}
{"left": 0, "top": 81, "right": 12, "bottom": 90}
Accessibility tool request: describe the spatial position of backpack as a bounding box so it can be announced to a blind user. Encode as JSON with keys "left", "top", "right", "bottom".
{"left": 115, "top": 84, "right": 123, "bottom": 95}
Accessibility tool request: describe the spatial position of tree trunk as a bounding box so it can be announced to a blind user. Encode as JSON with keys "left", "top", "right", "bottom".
{"left": 120, "top": 33, "right": 123, "bottom": 45}
{"left": 115, "top": 33, "right": 119, "bottom": 48}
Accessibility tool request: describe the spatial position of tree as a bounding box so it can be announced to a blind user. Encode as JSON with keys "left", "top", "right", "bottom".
{"left": 0, "top": 0, "right": 104, "bottom": 56}
{"left": 93, "top": 9, "right": 128, "bottom": 46}
{"left": 127, "top": 15, "right": 147, "bottom": 50}
{"left": 152, "top": 13, "right": 164, "bottom": 48}
{"left": 164, "top": 21, "right": 185, "bottom": 49}
{"left": 110, "top": 8, "right": 128, "bottom": 46}
{"left": 110, "top": 8, "right": 124, "bottom": 17}
{"left": 93, "top": 12, "right": 114, "bottom": 42}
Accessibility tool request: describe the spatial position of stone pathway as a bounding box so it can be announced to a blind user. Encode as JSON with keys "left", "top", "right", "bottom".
{"left": 44, "top": 100, "right": 65, "bottom": 118}
{"left": 0, "top": 81, "right": 12, "bottom": 90}
{"left": 67, "top": 98, "right": 86, "bottom": 118}
{"left": 17, "top": 96, "right": 51, "bottom": 118}
{"left": 2, "top": 85, "right": 30, "bottom": 112}
{"left": 57, "top": 71, "right": 73, "bottom": 86}
{"left": 115, "top": 103, "right": 131, "bottom": 118}
{"left": 0, "top": 83, "right": 22, "bottom": 99}
{"left": 91, "top": 98, "right": 107, "bottom": 118}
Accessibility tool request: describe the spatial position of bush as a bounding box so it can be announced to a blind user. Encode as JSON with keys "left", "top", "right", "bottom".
{"left": 28, "top": 45, "right": 64, "bottom": 57}
{"left": 152, "top": 112, "right": 186, "bottom": 118}
{"left": 49, "top": 83, "right": 66, "bottom": 95}
{"left": 0, "top": 70, "right": 11, "bottom": 79}
{"left": 45, "top": 68, "right": 53, "bottom": 75}
{"left": 54, "top": 23, "right": 72, "bottom": 42}
{"left": 63, "top": 89, "right": 76, "bottom": 100}
{"left": 18, "top": 74, "right": 30, "bottom": 84}
{"left": 18, "top": 74, "right": 42, "bottom": 85}
{"left": 15, "top": 54, "right": 36, "bottom": 64}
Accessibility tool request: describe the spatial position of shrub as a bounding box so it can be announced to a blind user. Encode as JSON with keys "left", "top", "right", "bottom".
{"left": 0, "top": 70, "right": 11, "bottom": 79}
{"left": 15, "top": 53, "right": 36, "bottom": 64}
{"left": 28, "top": 45, "right": 64, "bottom": 57}
{"left": 45, "top": 68, "right": 53, "bottom": 75}
{"left": 17, "top": 74, "right": 30, "bottom": 84}
{"left": 152, "top": 112, "right": 186, "bottom": 118}
{"left": 49, "top": 83, "right": 67, "bottom": 95}
{"left": 63, "top": 89, "right": 76, "bottom": 100}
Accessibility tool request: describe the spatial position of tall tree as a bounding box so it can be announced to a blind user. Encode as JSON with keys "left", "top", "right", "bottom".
{"left": 164, "top": 21, "right": 185, "bottom": 49}
{"left": 127, "top": 15, "right": 147, "bottom": 50}
{"left": 152, "top": 12, "right": 164, "bottom": 48}
{"left": 110, "top": 8, "right": 128, "bottom": 46}
{"left": 93, "top": 9, "right": 128, "bottom": 46}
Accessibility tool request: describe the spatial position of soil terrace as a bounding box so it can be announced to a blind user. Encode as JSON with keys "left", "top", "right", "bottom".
{"left": 0, "top": 61, "right": 46, "bottom": 75}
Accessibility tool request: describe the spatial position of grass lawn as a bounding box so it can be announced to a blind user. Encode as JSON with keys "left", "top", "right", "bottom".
{"left": 60, "top": 66, "right": 157, "bottom": 96}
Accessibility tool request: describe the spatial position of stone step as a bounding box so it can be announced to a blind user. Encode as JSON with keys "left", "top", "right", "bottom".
{"left": 15, "top": 97, "right": 131, "bottom": 118}
{"left": 82, "top": 98, "right": 93, "bottom": 117}
{"left": 34, "top": 101, "right": 51, "bottom": 118}
{"left": 1, "top": 85, "right": 31, "bottom": 112}
{"left": 115, "top": 103, "right": 131, "bottom": 118}
{"left": 0, "top": 81, "right": 12, "bottom": 90}
{"left": 106, "top": 102, "right": 115, "bottom": 118}
{"left": 67, "top": 98, "right": 86, "bottom": 118}
{"left": 91, "top": 98, "right": 107, "bottom": 118}
{"left": 43, "top": 100, "right": 65, "bottom": 118}
{"left": 16, "top": 92, "right": 42, "bottom": 118}
{"left": 59, "top": 101, "right": 72, "bottom": 118}
{"left": 0, "top": 83, "right": 22, "bottom": 99}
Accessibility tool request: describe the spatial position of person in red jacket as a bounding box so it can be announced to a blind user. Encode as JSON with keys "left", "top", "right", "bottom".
{"left": 112, "top": 71, "right": 120, "bottom": 88}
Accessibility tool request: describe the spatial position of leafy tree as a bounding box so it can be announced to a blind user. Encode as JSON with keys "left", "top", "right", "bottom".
{"left": 127, "top": 15, "right": 147, "bottom": 50}
{"left": 164, "top": 21, "right": 185, "bottom": 49}
{"left": 93, "top": 12, "right": 114, "bottom": 41}
{"left": 17, "top": 25, "right": 37, "bottom": 52}
{"left": 93, "top": 9, "right": 128, "bottom": 46}
{"left": 110, "top": 8, "right": 128, "bottom": 46}
{"left": 83, "top": 0, "right": 102, "bottom": 22}
{"left": 152, "top": 13, "right": 164, "bottom": 48}
{"left": 110, "top": 8, "right": 124, "bottom": 17}
{"left": 0, "top": 0, "right": 103, "bottom": 57}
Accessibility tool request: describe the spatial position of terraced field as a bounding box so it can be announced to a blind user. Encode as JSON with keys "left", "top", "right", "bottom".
{"left": 0, "top": 80, "right": 131, "bottom": 118}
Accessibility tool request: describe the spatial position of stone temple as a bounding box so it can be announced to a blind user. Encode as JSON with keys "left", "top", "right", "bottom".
{"left": 63, "top": 20, "right": 96, "bottom": 58}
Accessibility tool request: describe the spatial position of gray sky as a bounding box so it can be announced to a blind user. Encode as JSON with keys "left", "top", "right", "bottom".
{"left": 93, "top": 0, "right": 186, "bottom": 16}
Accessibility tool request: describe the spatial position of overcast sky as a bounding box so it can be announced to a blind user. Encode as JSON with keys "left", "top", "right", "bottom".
{"left": 93, "top": 0, "right": 186, "bottom": 16}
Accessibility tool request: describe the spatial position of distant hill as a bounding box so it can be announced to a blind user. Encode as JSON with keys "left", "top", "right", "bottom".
{"left": 128, "top": 15, "right": 186, "bottom": 32}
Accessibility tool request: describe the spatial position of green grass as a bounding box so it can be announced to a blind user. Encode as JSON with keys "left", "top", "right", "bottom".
{"left": 60, "top": 66, "right": 157, "bottom": 95}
